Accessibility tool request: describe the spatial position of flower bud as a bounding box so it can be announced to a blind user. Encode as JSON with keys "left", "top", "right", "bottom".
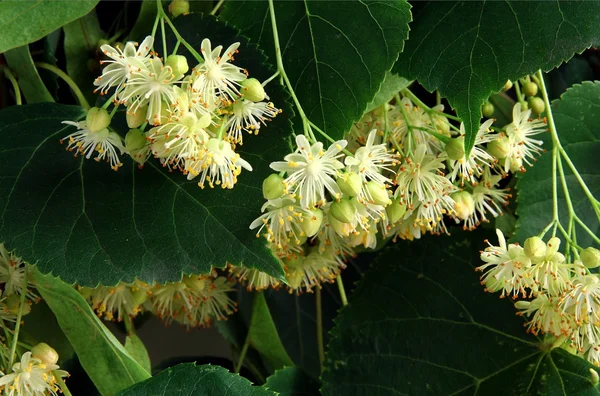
{"left": 451, "top": 191, "right": 475, "bottom": 221}
{"left": 284, "top": 255, "right": 305, "bottom": 290}
{"left": 182, "top": 275, "right": 207, "bottom": 292}
{"left": 445, "top": 136, "right": 465, "bottom": 161}
{"left": 503, "top": 80, "right": 513, "bottom": 91}
{"left": 336, "top": 172, "right": 362, "bottom": 197}
{"left": 126, "top": 108, "right": 146, "bottom": 129}
{"left": 328, "top": 212, "right": 346, "bottom": 237}
{"left": 5, "top": 294, "right": 31, "bottom": 316}
{"left": 434, "top": 115, "right": 450, "bottom": 136}
{"left": 582, "top": 247, "right": 600, "bottom": 269}
{"left": 330, "top": 198, "right": 356, "bottom": 224}
{"left": 240, "top": 78, "right": 266, "bottom": 103}
{"left": 86, "top": 107, "right": 111, "bottom": 133}
{"left": 386, "top": 198, "right": 406, "bottom": 224}
{"left": 168, "top": 0, "right": 189, "bottom": 17}
{"left": 131, "top": 288, "right": 149, "bottom": 306}
{"left": 366, "top": 181, "right": 390, "bottom": 206}
{"left": 509, "top": 156, "right": 523, "bottom": 173}
{"left": 482, "top": 102, "right": 494, "bottom": 118}
{"left": 524, "top": 236, "right": 546, "bottom": 261}
{"left": 301, "top": 208, "right": 323, "bottom": 238}
{"left": 487, "top": 136, "right": 511, "bottom": 159}
{"left": 528, "top": 96, "right": 545, "bottom": 115}
{"left": 125, "top": 129, "right": 146, "bottom": 152}
{"left": 262, "top": 174, "right": 285, "bottom": 200}
{"left": 546, "top": 237, "right": 561, "bottom": 256}
{"left": 166, "top": 55, "right": 189, "bottom": 79}
{"left": 197, "top": 114, "right": 212, "bottom": 129}
{"left": 31, "top": 343, "right": 59, "bottom": 365}
{"left": 523, "top": 81, "right": 538, "bottom": 97}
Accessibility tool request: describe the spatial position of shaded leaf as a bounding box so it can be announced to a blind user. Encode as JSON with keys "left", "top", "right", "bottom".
{"left": 322, "top": 231, "right": 600, "bottom": 395}
{"left": 393, "top": 1, "right": 600, "bottom": 154}
{"left": 4, "top": 46, "right": 54, "bottom": 103}
{"left": 264, "top": 367, "right": 320, "bottom": 396}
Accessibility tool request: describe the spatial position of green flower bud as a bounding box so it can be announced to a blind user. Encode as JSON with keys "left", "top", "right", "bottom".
{"left": 523, "top": 81, "right": 538, "bottom": 97}
{"left": 366, "top": 181, "right": 390, "bottom": 206}
{"left": 126, "top": 108, "right": 146, "bottom": 129}
{"left": 284, "top": 255, "right": 305, "bottom": 290}
{"left": 78, "top": 287, "right": 93, "bottom": 300}
{"left": 97, "top": 39, "right": 110, "bottom": 51}
{"left": 166, "top": 55, "right": 189, "bottom": 78}
{"left": 582, "top": 247, "right": 600, "bottom": 269}
{"left": 125, "top": 129, "right": 147, "bottom": 152}
{"left": 197, "top": 114, "right": 212, "bottom": 129}
{"left": 591, "top": 369, "right": 600, "bottom": 387}
{"left": 487, "top": 136, "right": 511, "bottom": 159}
{"left": 435, "top": 116, "right": 451, "bottom": 136}
{"left": 386, "top": 198, "right": 406, "bottom": 224}
{"left": 168, "top": 0, "right": 189, "bottom": 17}
{"left": 183, "top": 275, "right": 207, "bottom": 292}
{"left": 5, "top": 294, "right": 30, "bottom": 316}
{"left": 31, "top": 343, "right": 59, "bottom": 365}
{"left": 131, "top": 288, "right": 149, "bottom": 306}
{"left": 524, "top": 236, "right": 546, "bottom": 261}
{"left": 503, "top": 80, "right": 513, "bottom": 91}
{"left": 330, "top": 198, "right": 356, "bottom": 224}
{"left": 240, "top": 78, "right": 266, "bottom": 103}
{"left": 451, "top": 191, "right": 475, "bottom": 221}
{"left": 528, "top": 96, "right": 545, "bottom": 115}
{"left": 86, "top": 107, "right": 111, "bottom": 133}
{"left": 262, "top": 174, "right": 285, "bottom": 200}
{"left": 336, "top": 172, "right": 362, "bottom": 197}
{"left": 328, "top": 212, "right": 346, "bottom": 237}
{"left": 445, "top": 136, "right": 465, "bottom": 161}
{"left": 482, "top": 102, "right": 494, "bottom": 118}
{"left": 301, "top": 208, "right": 323, "bottom": 238}
{"left": 546, "top": 237, "right": 561, "bottom": 256}
{"left": 509, "top": 156, "right": 523, "bottom": 173}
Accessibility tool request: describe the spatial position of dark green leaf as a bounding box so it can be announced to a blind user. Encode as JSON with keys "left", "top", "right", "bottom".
{"left": 220, "top": 0, "right": 411, "bottom": 140}
{"left": 125, "top": 333, "right": 152, "bottom": 374}
{"left": 322, "top": 231, "right": 600, "bottom": 395}
{"left": 515, "top": 81, "right": 600, "bottom": 248}
{"left": 247, "top": 292, "right": 293, "bottom": 371}
{"left": 394, "top": 1, "right": 600, "bottom": 154}
{"left": 4, "top": 46, "right": 54, "bottom": 103}
{"left": 0, "top": 0, "right": 99, "bottom": 54}
{"left": 129, "top": 0, "right": 158, "bottom": 42}
{"left": 32, "top": 269, "right": 150, "bottom": 395}
{"left": 365, "top": 72, "right": 412, "bottom": 114}
{"left": 117, "top": 363, "right": 276, "bottom": 396}
{"left": 264, "top": 367, "right": 320, "bottom": 396}
{"left": 0, "top": 15, "right": 293, "bottom": 286}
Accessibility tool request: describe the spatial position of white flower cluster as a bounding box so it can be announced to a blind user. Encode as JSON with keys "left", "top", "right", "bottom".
{"left": 79, "top": 272, "right": 236, "bottom": 328}
{"left": 242, "top": 92, "right": 546, "bottom": 294}
{"left": 478, "top": 230, "right": 600, "bottom": 366}
{"left": 0, "top": 348, "right": 68, "bottom": 396}
{"left": 0, "top": 244, "right": 37, "bottom": 324}
{"left": 63, "top": 35, "right": 280, "bottom": 189}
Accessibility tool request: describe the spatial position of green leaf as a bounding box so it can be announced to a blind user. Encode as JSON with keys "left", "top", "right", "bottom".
{"left": 515, "top": 81, "right": 600, "bottom": 248}
{"left": 220, "top": 0, "right": 412, "bottom": 140}
{"left": 365, "top": 72, "right": 411, "bottom": 114}
{"left": 393, "top": 1, "right": 600, "bottom": 155}
{"left": 32, "top": 269, "right": 150, "bottom": 395}
{"left": 247, "top": 292, "right": 293, "bottom": 371}
{"left": 125, "top": 334, "right": 152, "bottom": 375}
{"left": 0, "top": 0, "right": 99, "bottom": 54}
{"left": 322, "top": 231, "right": 600, "bottom": 395}
{"left": 129, "top": 0, "right": 158, "bottom": 42}
{"left": 117, "top": 363, "right": 276, "bottom": 396}
{"left": 63, "top": 10, "right": 105, "bottom": 105}
{"left": 264, "top": 367, "right": 320, "bottom": 396}
{"left": 0, "top": 16, "right": 294, "bottom": 286}
{"left": 4, "top": 46, "right": 54, "bottom": 103}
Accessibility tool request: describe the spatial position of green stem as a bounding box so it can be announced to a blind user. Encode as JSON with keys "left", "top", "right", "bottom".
{"left": 54, "top": 373, "right": 73, "bottom": 396}
{"left": 160, "top": 17, "right": 168, "bottom": 57}
{"left": 158, "top": 6, "right": 204, "bottom": 63}
{"left": 110, "top": 103, "right": 120, "bottom": 118}
{"left": 210, "top": 0, "right": 226, "bottom": 15}
{"left": 308, "top": 121, "right": 352, "bottom": 155}
{"left": 0, "top": 66, "right": 22, "bottom": 105}
{"left": 401, "top": 88, "right": 461, "bottom": 121}
{"left": 316, "top": 287, "right": 325, "bottom": 368}
{"left": 234, "top": 333, "right": 250, "bottom": 373}
{"left": 336, "top": 275, "right": 348, "bottom": 307}
{"left": 34, "top": 62, "right": 90, "bottom": 109}
{"left": 262, "top": 70, "right": 280, "bottom": 87}
{"left": 172, "top": 41, "right": 181, "bottom": 56}
{"left": 382, "top": 103, "right": 390, "bottom": 142}
{"left": 123, "top": 314, "right": 135, "bottom": 335}
{"left": 514, "top": 81, "right": 527, "bottom": 107}
{"left": 102, "top": 92, "right": 117, "bottom": 109}
{"left": 8, "top": 269, "right": 28, "bottom": 368}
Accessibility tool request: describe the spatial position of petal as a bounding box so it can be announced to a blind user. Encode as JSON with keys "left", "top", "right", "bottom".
{"left": 138, "top": 36, "right": 154, "bottom": 57}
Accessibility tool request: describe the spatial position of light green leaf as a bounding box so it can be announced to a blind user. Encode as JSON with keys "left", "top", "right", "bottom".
{"left": 220, "top": 0, "right": 412, "bottom": 140}
{"left": 32, "top": 269, "right": 150, "bottom": 395}
{"left": 0, "top": 0, "right": 99, "bottom": 54}
{"left": 247, "top": 292, "right": 293, "bottom": 371}
{"left": 264, "top": 367, "right": 320, "bottom": 396}
{"left": 125, "top": 334, "right": 152, "bottom": 375}
{"left": 4, "top": 46, "right": 54, "bottom": 103}
{"left": 393, "top": 1, "right": 600, "bottom": 155}
{"left": 515, "top": 81, "right": 600, "bottom": 248}
{"left": 365, "top": 72, "right": 411, "bottom": 114}
{"left": 117, "top": 363, "right": 276, "bottom": 396}
{"left": 322, "top": 231, "right": 600, "bottom": 395}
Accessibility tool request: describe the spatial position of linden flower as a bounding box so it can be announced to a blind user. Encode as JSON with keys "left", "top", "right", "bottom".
{"left": 390, "top": 97, "right": 444, "bottom": 154}
{"left": 271, "top": 135, "right": 348, "bottom": 208}
{"left": 502, "top": 102, "right": 546, "bottom": 172}
{"left": 186, "top": 138, "right": 252, "bottom": 189}
{"left": 515, "top": 293, "right": 573, "bottom": 337}
{"left": 224, "top": 100, "right": 280, "bottom": 144}
{"left": 0, "top": 352, "right": 68, "bottom": 396}
{"left": 228, "top": 265, "right": 281, "bottom": 291}
{"left": 476, "top": 229, "right": 533, "bottom": 298}
{"left": 285, "top": 250, "right": 343, "bottom": 294}
{"left": 61, "top": 120, "right": 125, "bottom": 171}
{"left": 151, "top": 282, "right": 197, "bottom": 323}
{"left": 468, "top": 170, "right": 511, "bottom": 229}
{"left": 559, "top": 274, "right": 600, "bottom": 327}
{"left": 345, "top": 129, "right": 397, "bottom": 186}
{"left": 94, "top": 36, "right": 154, "bottom": 95}
{"left": 84, "top": 281, "right": 149, "bottom": 321}
{"left": 192, "top": 39, "right": 248, "bottom": 107}
{"left": 0, "top": 244, "right": 36, "bottom": 299}
{"left": 447, "top": 120, "right": 496, "bottom": 186}
{"left": 186, "top": 277, "right": 237, "bottom": 327}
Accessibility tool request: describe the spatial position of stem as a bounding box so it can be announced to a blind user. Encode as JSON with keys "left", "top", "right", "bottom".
{"left": 8, "top": 269, "right": 28, "bottom": 368}
{"left": 234, "top": 334, "right": 250, "bottom": 373}
{"left": 0, "top": 66, "right": 22, "bottom": 105}
{"left": 158, "top": 6, "right": 204, "bottom": 63}
{"left": 262, "top": 70, "right": 280, "bottom": 87}
{"left": 172, "top": 41, "right": 181, "bottom": 56}
{"left": 315, "top": 287, "right": 325, "bottom": 368}
{"left": 110, "top": 103, "right": 120, "bottom": 118}
{"left": 54, "top": 373, "right": 73, "bottom": 396}
{"left": 210, "top": 0, "right": 226, "bottom": 15}
{"left": 123, "top": 314, "right": 135, "bottom": 334}
{"left": 34, "top": 62, "right": 90, "bottom": 109}
{"left": 514, "top": 81, "right": 527, "bottom": 107}
{"left": 101, "top": 92, "right": 117, "bottom": 109}
{"left": 336, "top": 275, "right": 348, "bottom": 307}
{"left": 160, "top": 17, "right": 168, "bottom": 57}
{"left": 436, "top": 91, "right": 441, "bottom": 106}
{"left": 382, "top": 103, "right": 390, "bottom": 142}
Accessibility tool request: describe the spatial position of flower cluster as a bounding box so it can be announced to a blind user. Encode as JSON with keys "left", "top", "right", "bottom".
{"left": 80, "top": 272, "right": 236, "bottom": 329}
{"left": 244, "top": 90, "right": 546, "bottom": 294}
{"left": 477, "top": 230, "right": 600, "bottom": 366}
{"left": 62, "top": 34, "right": 279, "bottom": 190}
{"left": 0, "top": 244, "right": 37, "bottom": 324}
